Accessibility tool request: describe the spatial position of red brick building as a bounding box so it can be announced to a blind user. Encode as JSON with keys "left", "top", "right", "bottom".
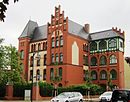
{"left": 18, "top": 6, "right": 125, "bottom": 88}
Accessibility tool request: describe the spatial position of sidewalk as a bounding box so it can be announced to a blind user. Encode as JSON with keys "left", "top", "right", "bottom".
{"left": 84, "top": 98, "right": 99, "bottom": 102}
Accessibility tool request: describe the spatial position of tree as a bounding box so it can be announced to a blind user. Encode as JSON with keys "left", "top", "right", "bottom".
{"left": 0, "top": 0, "right": 19, "bottom": 22}
{"left": 0, "top": 44, "right": 23, "bottom": 85}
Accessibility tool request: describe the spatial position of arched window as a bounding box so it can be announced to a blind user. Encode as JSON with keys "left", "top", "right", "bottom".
{"left": 30, "top": 56, "right": 33, "bottom": 67}
{"left": 110, "top": 69, "right": 117, "bottom": 80}
{"left": 108, "top": 39, "right": 117, "bottom": 48}
{"left": 100, "top": 55, "right": 107, "bottom": 65}
{"left": 56, "top": 53, "right": 59, "bottom": 62}
{"left": 99, "top": 40, "right": 107, "bottom": 50}
{"left": 60, "top": 36, "right": 63, "bottom": 46}
{"left": 60, "top": 53, "right": 63, "bottom": 63}
{"left": 56, "top": 37, "right": 59, "bottom": 47}
{"left": 90, "top": 42, "right": 97, "bottom": 51}
{"left": 50, "top": 68, "right": 54, "bottom": 80}
{"left": 43, "top": 69, "right": 46, "bottom": 80}
{"left": 38, "top": 43, "right": 41, "bottom": 51}
{"left": 51, "top": 38, "right": 55, "bottom": 48}
{"left": 59, "top": 67, "right": 62, "bottom": 80}
{"left": 20, "top": 50, "right": 24, "bottom": 59}
{"left": 91, "top": 71, "right": 97, "bottom": 80}
{"left": 110, "top": 54, "right": 117, "bottom": 64}
{"left": 36, "top": 69, "right": 40, "bottom": 80}
{"left": 44, "top": 54, "right": 47, "bottom": 65}
{"left": 91, "top": 56, "right": 97, "bottom": 66}
{"left": 100, "top": 70, "right": 107, "bottom": 80}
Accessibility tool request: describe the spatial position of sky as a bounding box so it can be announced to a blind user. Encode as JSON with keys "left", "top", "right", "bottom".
{"left": 0, "top": 0, "right": 130, "bottom": 56}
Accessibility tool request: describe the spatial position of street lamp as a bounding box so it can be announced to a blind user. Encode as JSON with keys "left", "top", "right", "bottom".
{"left": 31, "top": 51, "right": 40, "bottom": 102}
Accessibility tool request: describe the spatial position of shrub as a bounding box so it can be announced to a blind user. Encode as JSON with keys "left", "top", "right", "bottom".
{"left": 0, "top": 83, "right": 6, "bottom": 98}
{"left": 39, "top": 82, "right": 54, "bottom": 97}
{"left": 13, "top": 83, "right": 31, "bottom": 97}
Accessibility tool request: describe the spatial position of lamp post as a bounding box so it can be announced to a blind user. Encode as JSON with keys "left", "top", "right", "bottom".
{"left": 31, "top": 51, "right": 40, "bottom": 102}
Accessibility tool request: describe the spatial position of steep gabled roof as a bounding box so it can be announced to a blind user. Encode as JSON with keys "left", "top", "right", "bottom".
{"left": 19, "top": 20, "right": 124, "bottom": 42}
{"left": 68, "top": 19, "right": 89, "bottom": 39}
{"left": 31, "top": 25, "right": 47, "bottom": 41}
{"left": 90, "top": 29, "right": 124, "bottom": 40}
{"left": 19, "top": 20, "right": 38, "bottom": 38}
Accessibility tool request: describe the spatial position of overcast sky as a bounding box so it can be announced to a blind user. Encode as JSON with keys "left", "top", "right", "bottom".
{"left": 0, "top": 0, "right": 130, "bottom": 56}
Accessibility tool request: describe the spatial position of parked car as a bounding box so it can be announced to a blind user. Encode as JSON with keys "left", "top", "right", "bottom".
{"left": 111, "top": 89, "right": 130, "bottom": 102}
{"left": 99, "top": 91, "right": 113, "bottom": 102}
{"left": 50, "top": 92, "right": 83, "bottom": 102}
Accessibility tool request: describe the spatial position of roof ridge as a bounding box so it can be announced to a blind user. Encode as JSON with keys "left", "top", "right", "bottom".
{"left": 90, "top": 29, "right": 112, "bottom": 35}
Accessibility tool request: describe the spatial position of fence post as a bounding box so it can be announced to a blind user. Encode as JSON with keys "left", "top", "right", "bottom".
{"left": 5, "top": 83, "right": 13, "bottom": 100}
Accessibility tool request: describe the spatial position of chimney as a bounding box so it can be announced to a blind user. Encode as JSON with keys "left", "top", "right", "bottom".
{"left": 84, "top": 24, "right": 90, "bottom": 33}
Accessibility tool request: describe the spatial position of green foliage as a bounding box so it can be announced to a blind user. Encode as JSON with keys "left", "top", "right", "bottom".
{"left": 51, "top": 62, "right": 62, "bottom": 85}
{"left": 39, "top": 81, "right": 54, "bottom": 97}
{"left": 0, "top": 0, "right": 19, "bottom": 21}
{"left": 13, "top": 83, "right": 31, "bottom": 97}
{"left": 0, "top": 83, "right": 6, "bottom": 98}
{"left": 57, "top": 84, "right": 102, "bottom": 96}
{"left": 84, "top": 70, "right": 92, "bottom": 84}
{"left": 0, "top": 45, "right": 23, "bottom": 85}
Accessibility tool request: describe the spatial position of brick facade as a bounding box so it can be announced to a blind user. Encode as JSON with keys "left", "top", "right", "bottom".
{"left": 18, "top": 5, "right": 125, "bottom": 88}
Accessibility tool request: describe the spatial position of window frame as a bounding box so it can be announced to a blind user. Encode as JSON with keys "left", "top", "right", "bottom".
{"left": 91, "top": 56, "right": 97, "bottom": 66}
{"left": 99, "top": 40, "right": 107, "bottom": 50}
{"left": 100, "top": 55, "right": 107, "bottom": 66}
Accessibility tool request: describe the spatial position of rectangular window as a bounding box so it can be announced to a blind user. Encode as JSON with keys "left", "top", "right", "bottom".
{"left": 59, "top": 68, "right": 62, "bottom": 80}
{"left": 56, "top": 53, "right": 59, "bottom": 63}
{"left": 60, "top": 53, "right": 63, "bottom": 63}
{"left": 30, "top": 56, "right": 33, "bottom": 67}
{"left": 37, "top": 59, "right": 40, "bottom": 66}
{"left": 30, "top": 70, "right": 33, "bottom": 81}
{"left": 51, "top": 54, "right": 54, "bottom": 63}
{"left": 44, "top": 54, "right": 47, "bottom": 65}
{"left": 43, "top": 69, "right": 46, "bottom": 80}
{"left": 50, "top": 68, "right": 54, "bottom": 80}
{"left": 83, "top": 55, "right": 88, "bottom": 66}
{"left": 60, "top": 36, "right": 63, "bottom": 46}
{"left": 120, "top": 41, "right": 123, "bottom": 48}
{"left": 52, "top": 38, "right": 55, "bottom": 48}
{"left": 101, "top": 74, "right": 106, "bottom": 79}
{"left": 56, "top": 37, "right": 59, "bottom": 47}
